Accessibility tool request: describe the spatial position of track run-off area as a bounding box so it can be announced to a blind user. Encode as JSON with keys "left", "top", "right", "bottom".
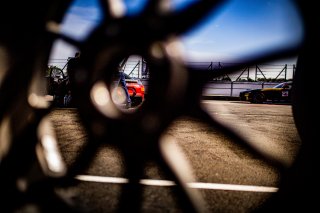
{"left": 49, "top": 100, "right": 301, "bottom": 212}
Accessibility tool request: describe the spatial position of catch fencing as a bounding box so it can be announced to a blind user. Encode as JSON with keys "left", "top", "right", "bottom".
{"left": 187, "top": 62, "right": 296, "bottom": 81}
{"left": 49, "top": 59, "right": 296, "bottom": 82}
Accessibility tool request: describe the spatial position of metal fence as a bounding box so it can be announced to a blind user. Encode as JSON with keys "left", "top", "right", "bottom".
{"left": 188, "top": 62, "right": 296, "bottom": 81}
{"left": 49, "top": 58, "right": 296, "bottom": 82}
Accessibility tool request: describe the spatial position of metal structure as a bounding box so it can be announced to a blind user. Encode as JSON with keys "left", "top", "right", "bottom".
{"left": 50, "top": 60, "right": 296, "bottom": 81}
{"left": 0, "top": 0, "right": 318, "bottom": 212}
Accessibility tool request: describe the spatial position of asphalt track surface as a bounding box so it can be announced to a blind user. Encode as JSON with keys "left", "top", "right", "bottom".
{"left": 50, "top": 100, "right": 301, "bottom": 213}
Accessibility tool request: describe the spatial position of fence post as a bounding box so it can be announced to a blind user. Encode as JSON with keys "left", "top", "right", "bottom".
{"left": 255, "top": 65, "right": 257, "bottom": 81}
{"left": 208, "top": 62, "right": 213, "bottom": 71}
{"left": 230, "top": 81, "right": 233, "bottom": 97}
{"left": 285, "top": 64, "right": 287, "bottom": 80}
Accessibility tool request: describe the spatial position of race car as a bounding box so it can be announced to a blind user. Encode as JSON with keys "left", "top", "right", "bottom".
{"left": 239, "top": 81, "right": 292, "bottom": 103}
{"left": 124, "top": 73, "right": 145, "bottom": 106}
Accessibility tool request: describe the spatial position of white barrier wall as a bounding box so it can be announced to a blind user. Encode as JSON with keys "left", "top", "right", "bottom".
{"left": 141, "top": 80, "right": 281, "bottom": 97}
{"left": 202, "top": 81, "right": 280, "bottom": 97}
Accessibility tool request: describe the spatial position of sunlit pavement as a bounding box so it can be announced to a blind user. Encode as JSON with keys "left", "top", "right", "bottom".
{"left": 51, "top": 100, "right": 300, "bottom": 212}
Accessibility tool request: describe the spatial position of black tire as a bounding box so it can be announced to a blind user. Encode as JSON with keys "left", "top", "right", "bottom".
{"left": 252, "top": 92, "right": 265, "bottom": 103}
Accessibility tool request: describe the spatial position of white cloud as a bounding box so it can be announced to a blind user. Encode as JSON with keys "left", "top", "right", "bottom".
{"left": 48, "top": 5, "right": 101, "bottom": 67}
{"left": 182, "top": 50, "right": 237, "bottom": 62}
{"left": 60, "top": 5, "right": 101, "bottom": 40}
{"left": 48, "top": 40, "right": 79, "bottom": 69}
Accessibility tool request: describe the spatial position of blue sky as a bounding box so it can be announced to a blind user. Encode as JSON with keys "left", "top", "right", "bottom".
{"left": 49, "top": 0, "right": 303, "bottom": 68}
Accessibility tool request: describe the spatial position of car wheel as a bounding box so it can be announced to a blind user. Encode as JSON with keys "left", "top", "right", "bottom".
{"left": 252, "top": 93, "right": 265, "bottom": 103}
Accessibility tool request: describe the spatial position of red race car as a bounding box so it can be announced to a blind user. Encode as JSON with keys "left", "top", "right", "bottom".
{"left": 124, "top": 73, "right": 145, "bottom": 107}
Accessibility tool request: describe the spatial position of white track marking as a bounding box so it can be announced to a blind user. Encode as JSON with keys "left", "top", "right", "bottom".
{"left": 75, "top": 175, "right": 278, "bottom": 193}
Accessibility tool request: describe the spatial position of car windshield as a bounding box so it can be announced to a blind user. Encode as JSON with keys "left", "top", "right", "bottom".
{"left": 273, "top": 83, "right": 285, "bottom": 88}
{"left": 273, "top": 82, "right": 291, "bottom": 88}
